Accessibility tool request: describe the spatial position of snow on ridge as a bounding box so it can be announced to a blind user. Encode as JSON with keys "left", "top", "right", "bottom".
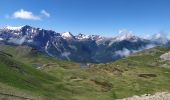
{"left": 115, "top": 32, "right": 137, "bottom": 41}
{"left": 108, "top": 32, "right": 139, "bottom": 46}
{"left": 61, "top": 32, "right": 73, "bottom": 39}
{"left": 75, "top": 33, "right": 105, "bottom": 40}
{"left": 4, "top": 26, "right": 23, "bottom": 31}
{"left": 76, "top": 33, "right": 89, "bottom": 40}
{"left": 1, "top": 25, "right": 169, "bottom": 45}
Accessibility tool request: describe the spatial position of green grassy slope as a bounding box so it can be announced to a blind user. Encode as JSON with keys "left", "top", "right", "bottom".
{"left": 0, "top": 45, "right": 80, "bottom": 100}
{"left": 0, "top": 50, "right": 82, "bottom": 100}
{"left": 0, "top": 45, "right": 114, "bottom": 100}
{"left": 0, "top": 45, "right": 170, "bottom": 100}
{"left": 90, "top": 46, "right": 170, "bottom": 98}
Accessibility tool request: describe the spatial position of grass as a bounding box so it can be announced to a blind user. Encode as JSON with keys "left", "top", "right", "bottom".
{"left": 0, "top": 45, "right": 170, "bottom": 99}
{"left": 0, "top": 51, "right": 61, "bottom": 99}
{"left": 89, "top": 46, "right": 170, "bottom": 98}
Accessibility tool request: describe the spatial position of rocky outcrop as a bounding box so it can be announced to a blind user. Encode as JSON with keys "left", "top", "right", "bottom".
{"left": 160, "top": 51, "right": 170, "bottom": 60}
{"left": 121, "top": 92, "right": 170, "bottom": 100}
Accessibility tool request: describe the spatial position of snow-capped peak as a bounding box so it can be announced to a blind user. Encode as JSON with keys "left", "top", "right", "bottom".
{"left": 0, "top": 38, "right": 3, "bottom": 41}
{"left": 76, "top": 33, "right": 89, "bottom": 40}
{"left": 76, "top": 33, "right": 106, "bottom": 41}
{"left": 61, "top": 32, "right": 73, "bottom": 39}
{"left": 3, "top": 26, "right": 23, "bottom": 31}
{"left": 108, "top": 30, "right": 139, "bottom": 46}
{"left": 115, "top": 30, "right": 138, "bottom": 41}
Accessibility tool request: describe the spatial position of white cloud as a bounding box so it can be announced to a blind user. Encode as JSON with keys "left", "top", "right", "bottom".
{"left": 41, "top": 10, "right": 50, "bottom": 17}
{"left": 61, "top": 52, "right": 71, "bottom": 60}
{"left": 8, "top": 36, "right": 26, "bottom": 45}
{"left": 12, "top": 9, "right": 41, "bottom": 20}
{"left": 8, "top": 9, "right": 51, "bottom": 20}
{"left": 115, "top": 45, "right": 156, "bottom": 57}
{"left": 115, "top": 48, "right": 132, "bottom": 57}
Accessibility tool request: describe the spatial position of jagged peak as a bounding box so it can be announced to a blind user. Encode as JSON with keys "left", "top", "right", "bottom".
{"left": 76, "top": 33, "right": 89, "bottom": 40}
{"left": 61, "top": 32, "right": 74, "bottom": 39}
{"left": 75, "top": 33, "right": 105, "bottom": 40}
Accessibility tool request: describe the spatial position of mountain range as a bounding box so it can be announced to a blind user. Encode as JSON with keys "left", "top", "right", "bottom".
{"left": 0, "top": 25, "right": 170, "bottom": 63}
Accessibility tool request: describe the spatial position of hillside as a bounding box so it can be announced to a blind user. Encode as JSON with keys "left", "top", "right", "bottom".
{"left": 90, "top": 46, "right": 170, "bottom": 98}
{"left": 0, "top": 44, "right": 170, "bottom": 99}
{"left": 0, "top": 49, "right": 56, "bottom": 99}
{"left": 0, "top": 45, "right": 114, "bottom": 100}
{"left": 0, "top": 45, "right": 82, "bottom": 100}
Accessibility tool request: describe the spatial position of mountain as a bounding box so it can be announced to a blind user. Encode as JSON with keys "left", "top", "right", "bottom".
{"left": 61, "top": 32, "right": 74, "bottom": 39}
{"left": 0, "top": 25, "right": 170, "bottom": 63}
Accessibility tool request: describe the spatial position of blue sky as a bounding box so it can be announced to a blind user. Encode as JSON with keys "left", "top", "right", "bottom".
{"left": 0, "top": 0, "right": 170, "bottom": 37}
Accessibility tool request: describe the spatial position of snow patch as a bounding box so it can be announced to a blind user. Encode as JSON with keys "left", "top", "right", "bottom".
{"left": 69, "top": 45, "right": 77, "bottom": 50}
{"left": 76, "top": 33, "right": 90, "bottom": 40}
{"left": 4, "top": 26, "right": 23, "bottom": 31}
{"left": 45, "top": 41, "right": 49, "bottom": 51}
{"left": 27, "top": 39, "right": 33, "bottom": 43}
{"left": 0, "top": 38, "right": 3, "bottom": 41}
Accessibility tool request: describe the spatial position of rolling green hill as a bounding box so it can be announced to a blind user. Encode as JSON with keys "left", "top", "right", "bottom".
{"left": 0, "top": 46, "right": 81, "bottom": 100}
{"left": 0, "top": 44, "right": 170, "bottom": 100}
{"left": 90, "top": 46, "right": 170, "bottom": 98}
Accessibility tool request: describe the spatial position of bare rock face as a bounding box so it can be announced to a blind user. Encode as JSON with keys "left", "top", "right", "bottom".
{"left": 120, "top": 92, "right": 170, "bottom": 100}
{"left": 160, "top": 51, "right": 170, "bottom": 60}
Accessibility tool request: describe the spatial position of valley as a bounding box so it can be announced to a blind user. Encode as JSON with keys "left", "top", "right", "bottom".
{"left": 0, "top": 44, "right": 170, "bottom": 100}
{"left": 1, "top": 0, "right": 170, "bottom": 99}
